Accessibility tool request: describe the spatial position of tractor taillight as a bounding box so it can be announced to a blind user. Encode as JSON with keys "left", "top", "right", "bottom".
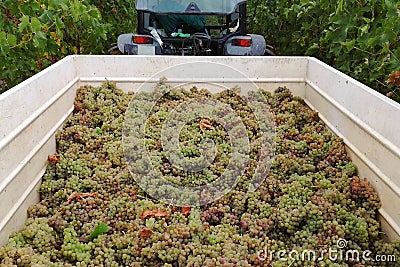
{"left": 133, "top": 36, "right": 153, "bottom": 44}
{"left": 232, "top": 38, "right": 251, "bottom": 47}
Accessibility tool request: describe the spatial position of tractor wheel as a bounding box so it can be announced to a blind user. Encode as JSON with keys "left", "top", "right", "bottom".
{"left": 108, "top": 44, "right": 122, "bottom": 55}
{"left": 264, "top": 45, "right": 276, "bottom": 56}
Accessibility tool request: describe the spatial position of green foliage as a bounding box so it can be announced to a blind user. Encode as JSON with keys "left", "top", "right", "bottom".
{"left": 1, "top": 0, "right": 399, "bottom": 102}
{"left": 89, "top": 222, "right": 109, "bottom": 239}
{"left": 0, "top": 0, "right": 137, "bottom": 93}
{"left": 247, "top": 0, "right": 400, "bottom": 102}
{"left": 90, "top": 0, "right": 137, "bottom": 49}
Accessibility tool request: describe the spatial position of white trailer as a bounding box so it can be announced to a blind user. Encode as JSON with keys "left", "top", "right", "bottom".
{"left": 0, "top": 56, "right": 399, "bottom": 245}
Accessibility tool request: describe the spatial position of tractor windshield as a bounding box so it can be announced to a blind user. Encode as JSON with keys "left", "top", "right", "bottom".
{"left": 135, "top": 0, "right": 246, "bottom": 15}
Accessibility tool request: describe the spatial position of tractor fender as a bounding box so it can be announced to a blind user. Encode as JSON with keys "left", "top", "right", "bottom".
{"left": 223, "top": 34, "right": 266, "bottom": 56}
{"left": 117, "top": 33, "right": 162, "bottom": 55}
{"left": 248, "top": 34, "right": 267, "bottom": 56}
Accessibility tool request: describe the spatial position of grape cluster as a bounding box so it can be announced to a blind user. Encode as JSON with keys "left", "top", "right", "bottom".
{"left": 0, "top": 82, "right": 399, "bottom": 266}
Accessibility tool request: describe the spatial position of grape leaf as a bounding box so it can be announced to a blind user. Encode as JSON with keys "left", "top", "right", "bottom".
{"left": 18, "top": 15, "right": 30, "bottom": 32}
{"left": 199, "top": 118, "right": 214, "bottom": 132}
{"left": 30, "top": 17, "right": 42, "bottom": 33}
{"left": 90, "top": 222, "right": 109, "bottom": 239}
{"left": 181, "top": 206, "right": 191, "bottom": 216}
{"left": 48, "top": 153, "right": 60, "bottom": 164}
{"left": 33, "top": 31, "right": 47, "bottom": 50}
{"left": 140, "top": 210, "right": 168, "bottom": 219}
{"left": 387, "top": 71, "right": 400, "bottom": 87}
{"left": 139, "top": 227, "right": 153, "bottom": 239}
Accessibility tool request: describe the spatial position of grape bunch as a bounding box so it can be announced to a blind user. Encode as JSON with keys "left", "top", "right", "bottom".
{"left": 0, "top": 82, "right": 399, "bottom": 267}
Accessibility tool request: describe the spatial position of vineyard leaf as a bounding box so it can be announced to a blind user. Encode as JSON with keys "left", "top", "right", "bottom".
{"left": 380, "top": 32, "right": 396, "bottom": 43}
{"left": 31, "top": 17, "right": 42, "bottom": 33}
{"left": 33, "top": 31, "right": 47, "bottom": 50}
{"left": 181, "top": 206, "right": 191, "bottom": 216}
{"left": 140, "top": 210, "right": 154, "bottom": 219}
{"left": 67, "top": 192, "right": 98, "bottom": 202}
{"left": 140, "top": 209, "right": 168, "bottom": 219}
{"left": 139, "top": 227, "right": 153, "bottom": 239}
{"left": 359, "top": 24, "right": 369, "bottom": 36}
{"left": 387, "top": 71, "right": 400, "bottom": 87}
{"left": 18, "top": 3, "right": 32, "bottom": 15}
{"left": 30, "top": 2, "right": 40, "bottom": 11}
{"left": 90, "top": 222, "right": 109, "bottom": 239}
{"left": 152, "top": 210, "right": 168, "bottom": 218}
{"left": 341, "top": 39, "right": 355, "bottom": 53}
{"left": 367, "top": 36, "right": 380, "bottom": 47}
{"left": 39, "top": 10, "right": 54, "bottom": 21}
{"left": 145, "top": 217, "right": 156, "bottom": 228}
{"left": 384, "top": 0, "right": 395, "bottom": 9}
{"left": 55, "top": 17, "right": 64, "bottom": 39}
{"left": 71, "top": 0, "right": 84, "bottom": 22}
{"left": 59, "top": 0, "right": 69, "bottom": 11}
{"left": 0, "top": 32, "right": 9, "bottom": 54}
{"left": 48, "top": 153, "right": 60, "bottom": 164}
{"left": 95, "top": 127, "right": 102, "bottom": 135}
{"left": 305, "top": 43, "right": 319, "bottom": 55}
{"left": 199, "top": 119, "right": 214, "bottom": 132}
{"left": 19, "top": 15, "right": 30, "bottom": 32}
{"left": 6, "top": 34, "right": 16, "bottom": 47}
{"left": 0, "top": 32, "right": 6, "bottom": 43}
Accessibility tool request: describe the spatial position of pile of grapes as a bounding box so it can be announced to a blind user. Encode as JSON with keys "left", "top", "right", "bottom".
{"left": 0, "top": 82, "right": 399, "bottom": 266}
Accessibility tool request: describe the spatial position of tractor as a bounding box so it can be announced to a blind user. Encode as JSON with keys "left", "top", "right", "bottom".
{"left": 108, "top": 0, "right": 275, "bottom": 56}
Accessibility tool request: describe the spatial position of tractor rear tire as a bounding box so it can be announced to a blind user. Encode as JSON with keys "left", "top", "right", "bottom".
{"left": 264, "top": 45, "right": 276, "bottom": 56}
{"left": 108, "top": 44, "right": 122, "bottom": 55}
